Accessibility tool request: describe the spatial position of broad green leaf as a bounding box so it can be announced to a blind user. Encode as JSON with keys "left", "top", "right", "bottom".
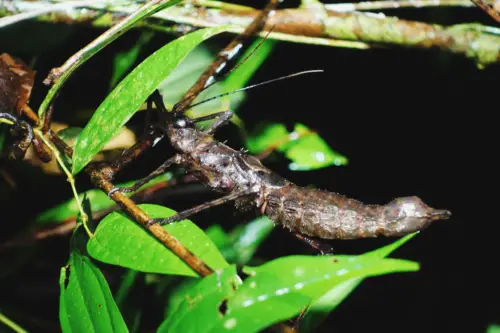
{"left": 72, "top": 25, "right": 234, "bottom": 175}
{"left": 59, "top": 228, "right": 127, "bottom": 333}
{"left": 87, "top": 204, "right": 229, "bottom": 277}
{"left": 246, "top": 122, "right": 348, "bottom": 171}
{"left": 158, "top": 266, "right": 239, "bottom": 333}
{"left": 286, "top": 124, "right": 348, "bottom": 171}
{"left": 246, "top": 123, "right": 289, "bottom": 154}
{"left": 159, "top": 236, "right": 419, "bottom": 333}
{"left": 110, "top": 31, "right": 155, "bottom": 89}
{"left": 35, "top": 173, "right": 172, "bottom": 225}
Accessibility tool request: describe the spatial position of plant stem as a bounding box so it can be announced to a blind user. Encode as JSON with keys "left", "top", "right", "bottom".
{"left": 0, "top": 119, "right": 14, "bottom": 125}
{"left": 470, "top": 0, "right": 500, "bottom": 23}
{"left": 4, "top": 0, "right": 500, "bottom": 66}
{"left": 34, "top": 128, "right": 93, "bottom": 237}
{"left": 37, "top": 0, "right": 182, "bottom": 122}
{"left": 0, "top": 312, "right": 27, "bottom": 333}
{"left": 325, "top": 0, "right": 477, "bottom": 12}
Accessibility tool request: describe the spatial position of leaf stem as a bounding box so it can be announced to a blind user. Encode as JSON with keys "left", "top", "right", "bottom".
{"left": 0, "top": 119, "right": 14, "bottom": 126}
{"left": 0, "top": 312, "right": 27, "bottom": 333}
{"left": 34, "top": 129, "right": 92, "bottom": 237}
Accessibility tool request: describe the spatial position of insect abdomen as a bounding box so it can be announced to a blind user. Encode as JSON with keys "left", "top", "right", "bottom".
{"left": 264, "top": 185, "right": 451, "bottom": 240}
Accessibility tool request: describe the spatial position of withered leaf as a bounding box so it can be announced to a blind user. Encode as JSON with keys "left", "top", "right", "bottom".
{"left": 0, "top": 53, "right": 35, "bottom": 115}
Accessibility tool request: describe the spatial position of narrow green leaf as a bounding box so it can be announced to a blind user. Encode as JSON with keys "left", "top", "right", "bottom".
{"left": 72, "top": 25, "right": 234, "bottom": 174}
{"left": 87, "top": 204, "right": 229, "bottom": 277}
{"left": 38, "top": 0, "right": 183, "bottom": 119}
{"left": 223, "top": 38, "right": 276, "bottom": 109}
{"left": 299, "top": 278, "right": 363, "bottom": 333}
{"left": 159, "top": 237, "right": 419, "bottom": 333}
{"left": 59, "top": 229, "right": 127, "bottom": 333}
{"left": 302, "top": 228, "right": 418, "bottom": 330}
{"left": 35, "top": 173, "right": 172, "bottom": 225}
{"left": 115, "top": 270, "right": 139, "bottom": 306}
{"left": 158, "top": 44, "right": 231, "bottom": 120}
{"left": 214, "top": 256, "right": 417, "bottom": 333}
{"left": 205, "top": 217, "right": 274, "bottom": 265}
{"left": 110, "top": 31, "right": 155, "bottom": 89}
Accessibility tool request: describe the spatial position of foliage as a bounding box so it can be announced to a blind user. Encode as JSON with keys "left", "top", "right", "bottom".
{"left": 0, "top": 4, "right": 435, "bottom": 333}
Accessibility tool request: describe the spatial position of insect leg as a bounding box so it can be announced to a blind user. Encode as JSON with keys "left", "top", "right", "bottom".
{"left": 108, "top": 154, "right": 183, "bottom": 197}
{"left": 190, "top": 111, "right": 233, "bottom": 135}
{"left": 148, "top": 190, "right": 253, "bottom": 226}
{"left": 293, "top": 232, "right": 335, "bottom": 255}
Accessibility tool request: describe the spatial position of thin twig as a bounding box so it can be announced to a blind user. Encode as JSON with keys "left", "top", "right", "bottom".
{"left": 325, "top": 0, "right": 477, "bottom": 12}
{"left": 88, "top": 166, "right": 214, "bottom": 275}
{"left": 0, "top": 312, "right": 27, "bottom": 333}
{"left": 0, "top": 0, "right": 111, "bottom": 29}
{"left": 470, "top": 0, "right": 500, "bottom": 23}
{"left": 33, "top": 128, "right": 92, "bottom": 237}
{"left": 172, "top": 0, "right": 280, "bottom": 113}
{"left": 4, "top": 1, "right": 500, "bottom": 66}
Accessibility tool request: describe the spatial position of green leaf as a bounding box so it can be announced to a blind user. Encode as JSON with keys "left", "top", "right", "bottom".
{"left": 110, "top": 31, "right": 155, "bottom": 90}
{"left": 72, "top": 25, "right": 234, "bottom": 175}
{"left": 159, "top": 236, "right": 419, "bottom": 333}
{"left": 210, "top": 216, "right": 274, "bottom": 265}
{"left": 87, "top": 204, "right": 229, "bottom": 277}
{"left": 159, "top": 266, "right": 239, "bottom": 333}
{"left": 246, "top": 123, "right": 289, "bottom": 154}
{"left": 286, "top": 124, "right": 348, "bottom": 171}
{"left": 246, "top": 123, "right": 348, "bottom": 171}
{"left": 215, "top": 257, "right": 417, "bottom": 332}
{"left": 223, "top": 38, "right": 276, "bottom": 109}
{"left": 59, "top": 228, "right": 127, "bottom": 333}
{"left": 158, "top": 44, "right": 231, "bottom": 120}
{"left": 299, "top": 278, "right": 363, "bottom": 332}
{"left": 38, "top": 0, "right": 183, "bottom": 119}
{"left": 487, "top": 325, "right": 500, "bottom": 333}
{"left": 35, "top": 173, "right": 172, "bottom": 225}
{"left": 158, "top": 37, "right": 274, "bottom": 128}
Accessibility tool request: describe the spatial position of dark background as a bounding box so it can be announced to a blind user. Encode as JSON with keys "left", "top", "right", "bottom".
{"left": 0, "top": 1, "right": 498, "bottom": 332}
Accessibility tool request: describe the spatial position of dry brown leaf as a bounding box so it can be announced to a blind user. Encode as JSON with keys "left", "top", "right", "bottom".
{"left": 0, "top": 53, "right": 35, "bottom": 116}
{"left": 24, "top": 122, "right": 137, "bottom": 175}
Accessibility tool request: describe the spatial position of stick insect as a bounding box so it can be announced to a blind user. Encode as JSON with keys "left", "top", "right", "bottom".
{"left": 110, "top": 0, "right": 451, "bottom": 252}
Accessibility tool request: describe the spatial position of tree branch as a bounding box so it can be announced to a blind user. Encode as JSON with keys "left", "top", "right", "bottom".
{"left": 3, "top": 1, "right": 500, "bottom": 66}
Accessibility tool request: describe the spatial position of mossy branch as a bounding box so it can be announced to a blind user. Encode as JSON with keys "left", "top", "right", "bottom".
{"left": 2, "top": 0, "right": 500, "bottom": 66}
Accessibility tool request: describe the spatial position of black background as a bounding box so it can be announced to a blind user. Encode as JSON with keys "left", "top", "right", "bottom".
{"left": 0, "top": 1, "right": 498, "bottom": 332}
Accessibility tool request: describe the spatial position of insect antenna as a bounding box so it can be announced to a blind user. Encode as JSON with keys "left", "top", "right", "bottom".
{"left": 184, "top": 69, "right": 324, "bottom": 112}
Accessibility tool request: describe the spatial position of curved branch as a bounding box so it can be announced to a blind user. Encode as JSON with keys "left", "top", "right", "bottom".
{"left": 2, "top": 1, "right": 500, "bottom": 67}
